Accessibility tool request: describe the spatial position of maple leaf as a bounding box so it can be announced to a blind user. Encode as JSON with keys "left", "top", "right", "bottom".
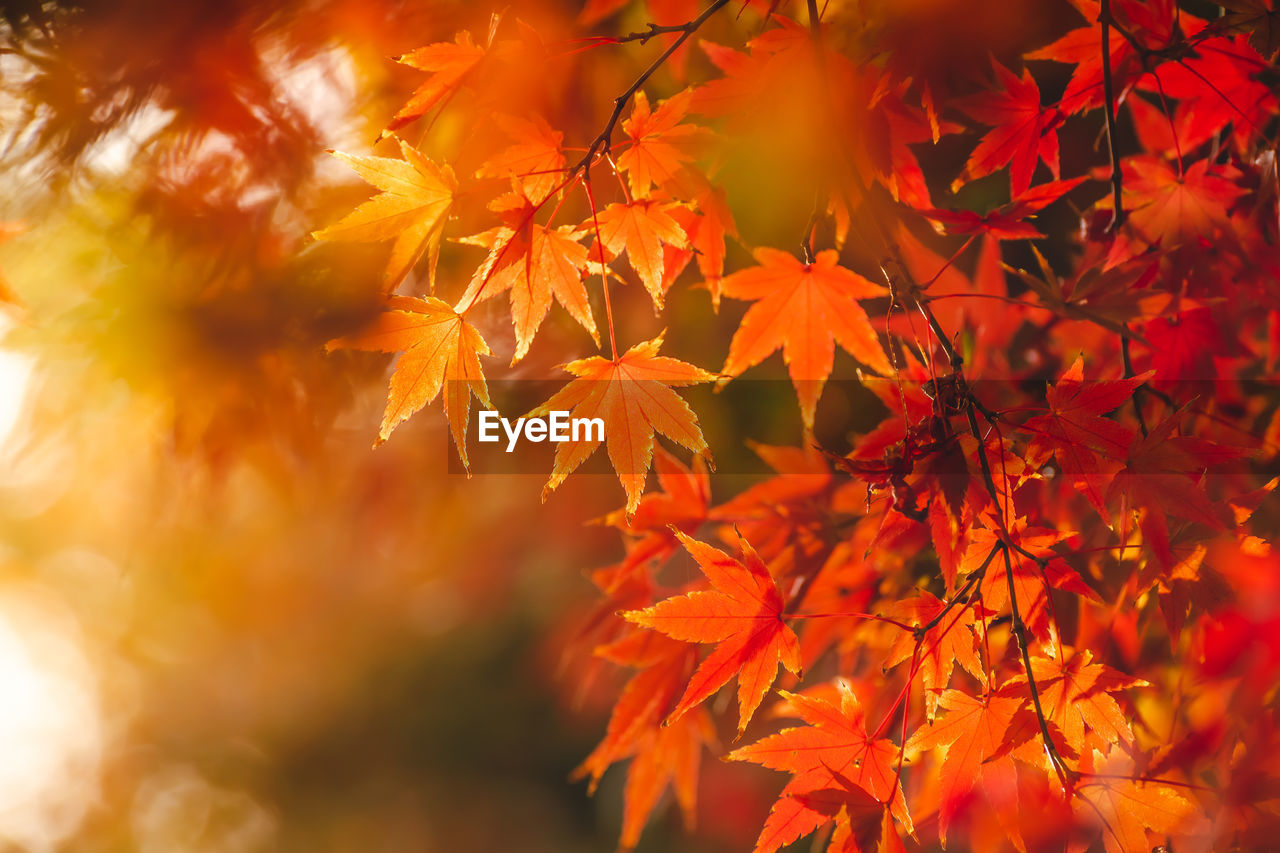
{"left": 955, "top": 59, "right": 1063, "bottom": 196}
{"left": 592, "top": 447, "right": 712, "bottom": 594}
{"left": 1218, "top": 0, "right": 1280, "bottom": 54}
{"left": 617, "top": 89, "right": 713, "bottom": 199}
{"left": 593, "top": 200, "right": 689, "bottom": 310}
{"left": 920, "top": 178, "right": 1086, "bottom": 240}
{"left": 573, "top": 631, "right": 715, "bottom": 851}
{"left": 1024, "top": 355, "right": 1150, "bottom": 520}
{"left": 326, "top": 296, "right": 490, "bottom": 467}
{"left": 1025, "top": 0, "right": 1187, "bottom": 115}
{"left": 575, "top": 631, "right": 698, "bottom": 790}
{"left": 624, "top": 530, "right": 801, "bottom": 735}
{"left": 826, "top": 803, "right": 907, "bottom": 853}
{"left": 656, "top": 166, "right": 738, "bottom": 306}
{"left": 1101, "top": 157, "right": 1245, "bottom": 250}
{"left": 617, "top": 711, "right": 714, "bottom": 850}
{"left": 728, "top": 681, "right": 912, "bottom": 853}
{"left": 904, "top": 689, "right": 1025, "bottom": 847}
{"left": 883, "top": 593, "right": 985, "bottom": 721}
{"left": 456, "top": 193, "right": 597, "bottom": 363}
{"left": 1005, "top": 649, "right": 1147, "bottom": 757}
{"left": 709, "top": 442, "right": 836, "bottom": 568}
{"left": 312, "top": 140, "right": 456, "bottom": 290}
{"left": 719, "top": 248, "right": 891, "bottom": 430}
{"left": 1003, "top": 243, "right": 1163, "bottom": 337}
{"left": 382, "top": 31, "right": 487, "bottom": 137}
{"left": 1073, "top": 752, "right": 1208, "bottom": 853}
{"left": 1139, "top": 33, "right": 1277, "bottom": 152}
{"left": 1108, "top": 413, "right": 1240, "bottom": 567}
{"left": 692, "top": 19, "right": 814, "bottom": 120}
{"left": 474, "top": 114, "right": 565, "bottom": 203}
{"left": 531, "top": 333, "right": 714, "bottom": 516}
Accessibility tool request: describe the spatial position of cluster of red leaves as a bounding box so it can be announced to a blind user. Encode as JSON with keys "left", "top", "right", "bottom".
{"left": 314, "top": 1, "right": 1280, "bottom": 851}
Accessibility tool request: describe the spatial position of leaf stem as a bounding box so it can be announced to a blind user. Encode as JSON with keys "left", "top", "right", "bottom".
{"left": 581, "top": 171, "right": 620, "bottom": 360}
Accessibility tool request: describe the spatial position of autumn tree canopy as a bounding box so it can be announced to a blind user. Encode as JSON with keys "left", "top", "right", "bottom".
{"left": 2, "top": 0, "right": 1280, "bottom": 851}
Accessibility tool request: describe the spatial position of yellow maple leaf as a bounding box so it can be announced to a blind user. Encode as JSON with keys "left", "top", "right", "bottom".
{"left": 313, "top": 140, "right": 456, "bottom": 291}
{"left": 327, "top": 296, "right": 490, "bottom": 470}
{"left": 530, "top": 332, "right": 713, "bottom": 516}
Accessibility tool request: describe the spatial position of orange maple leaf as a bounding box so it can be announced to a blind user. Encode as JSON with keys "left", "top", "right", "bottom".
{"left": 530, "top": 333, "right": 713, "bottom": 516}
{"left": 719, "top": 248, "right": 891, "bottom": 429}
{"left": 593, "top": 200, "right": 689, "bottom": 310}
{"left": 904, "top": 689, "right": 1025, "bottom": 847}
{"left": 1073, "top": 752, "right": 1208, "bottom": 853}
{"left": 883, "top": 592, "right": 986, "bottom": 721}
{"left": 1101, "top": 157, "right": 1245, "bottom": 250}
{"left": 573, "top": 631, "right": 715, "bottom": 852}
{"left": 624, "top": 530, "right": 801, "bottom": 735}
{"left": 312, "top": 140, "right": 456, "bottom": 291}
{"left": 617, "top": 89, "right": 713, "bottom": 199}
{"left": 457, "top": 193, "right": 598, "bottom": 363}
{"left": 326, "top": 296, "right": 490, "bottom": 468}
{"left": 592, "top": 447, "right": 712, "bottom": 594}
{"left": 474, "top": 114, "right": 565, "bottom": 203}
{"left": 382, "top": 31, "right": 487, "bottom": 137}
{"left": 728, "top": 681, "right": 913, "bottom": 853}
{"left": 1006, "top": 648, "right": 1147, "bottom": 757}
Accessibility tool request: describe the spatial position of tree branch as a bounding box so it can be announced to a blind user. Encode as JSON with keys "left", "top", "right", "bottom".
{"left": 1120, "top": 324, "right": 1149, "bottom": 437}
{"left": 1100, "top": 0, "right": 1126, "bottom": 232}
{"left": 569, "top": 0, "right": 730, "bottom": 178}
{"left": 1002, "top": 543, "right": 1073, "bottom": 787}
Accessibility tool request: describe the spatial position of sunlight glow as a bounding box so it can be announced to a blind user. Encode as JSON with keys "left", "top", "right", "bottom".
{"left": 0, "top": 316, "right": 30, "bottom": 450}
{"left": 0, "top": 589, "right": 102, "bottom": 851}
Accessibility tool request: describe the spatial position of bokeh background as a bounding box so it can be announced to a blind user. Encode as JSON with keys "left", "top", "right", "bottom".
{"left": 0, "top": 0, "right": 1085, "bottom": 850}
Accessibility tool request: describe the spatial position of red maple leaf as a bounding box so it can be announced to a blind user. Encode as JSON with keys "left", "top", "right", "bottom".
{"left": 955, "top": 59, "right": 1064, "bottom": 196}
{"left": 1024, "top": 355, "right": 1150, "bottom": 519}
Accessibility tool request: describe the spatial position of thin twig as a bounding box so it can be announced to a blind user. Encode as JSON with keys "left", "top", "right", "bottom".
{"left": 569, "top": 0, "right": 730, "bottom": 178}
{"left": 918, "top": 543, "right": 999, "bottom": 635}
{"left": 804, "top": 0, "right": 1075, "bottom": 794}
{"left": 807, "top": 0, "right": 961, "bottom": 373}
{"left": 1002, "top": 543, "right": 1073, "bottom": 787}
{"left": 1100, "top": 0, "right": 1126, "bottom": 232}
{"left": 1120, "top": 324, "right": 1149, "bottom": 437}
{"left": 613, "top": 21, "right": 709, "bottom": 44}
